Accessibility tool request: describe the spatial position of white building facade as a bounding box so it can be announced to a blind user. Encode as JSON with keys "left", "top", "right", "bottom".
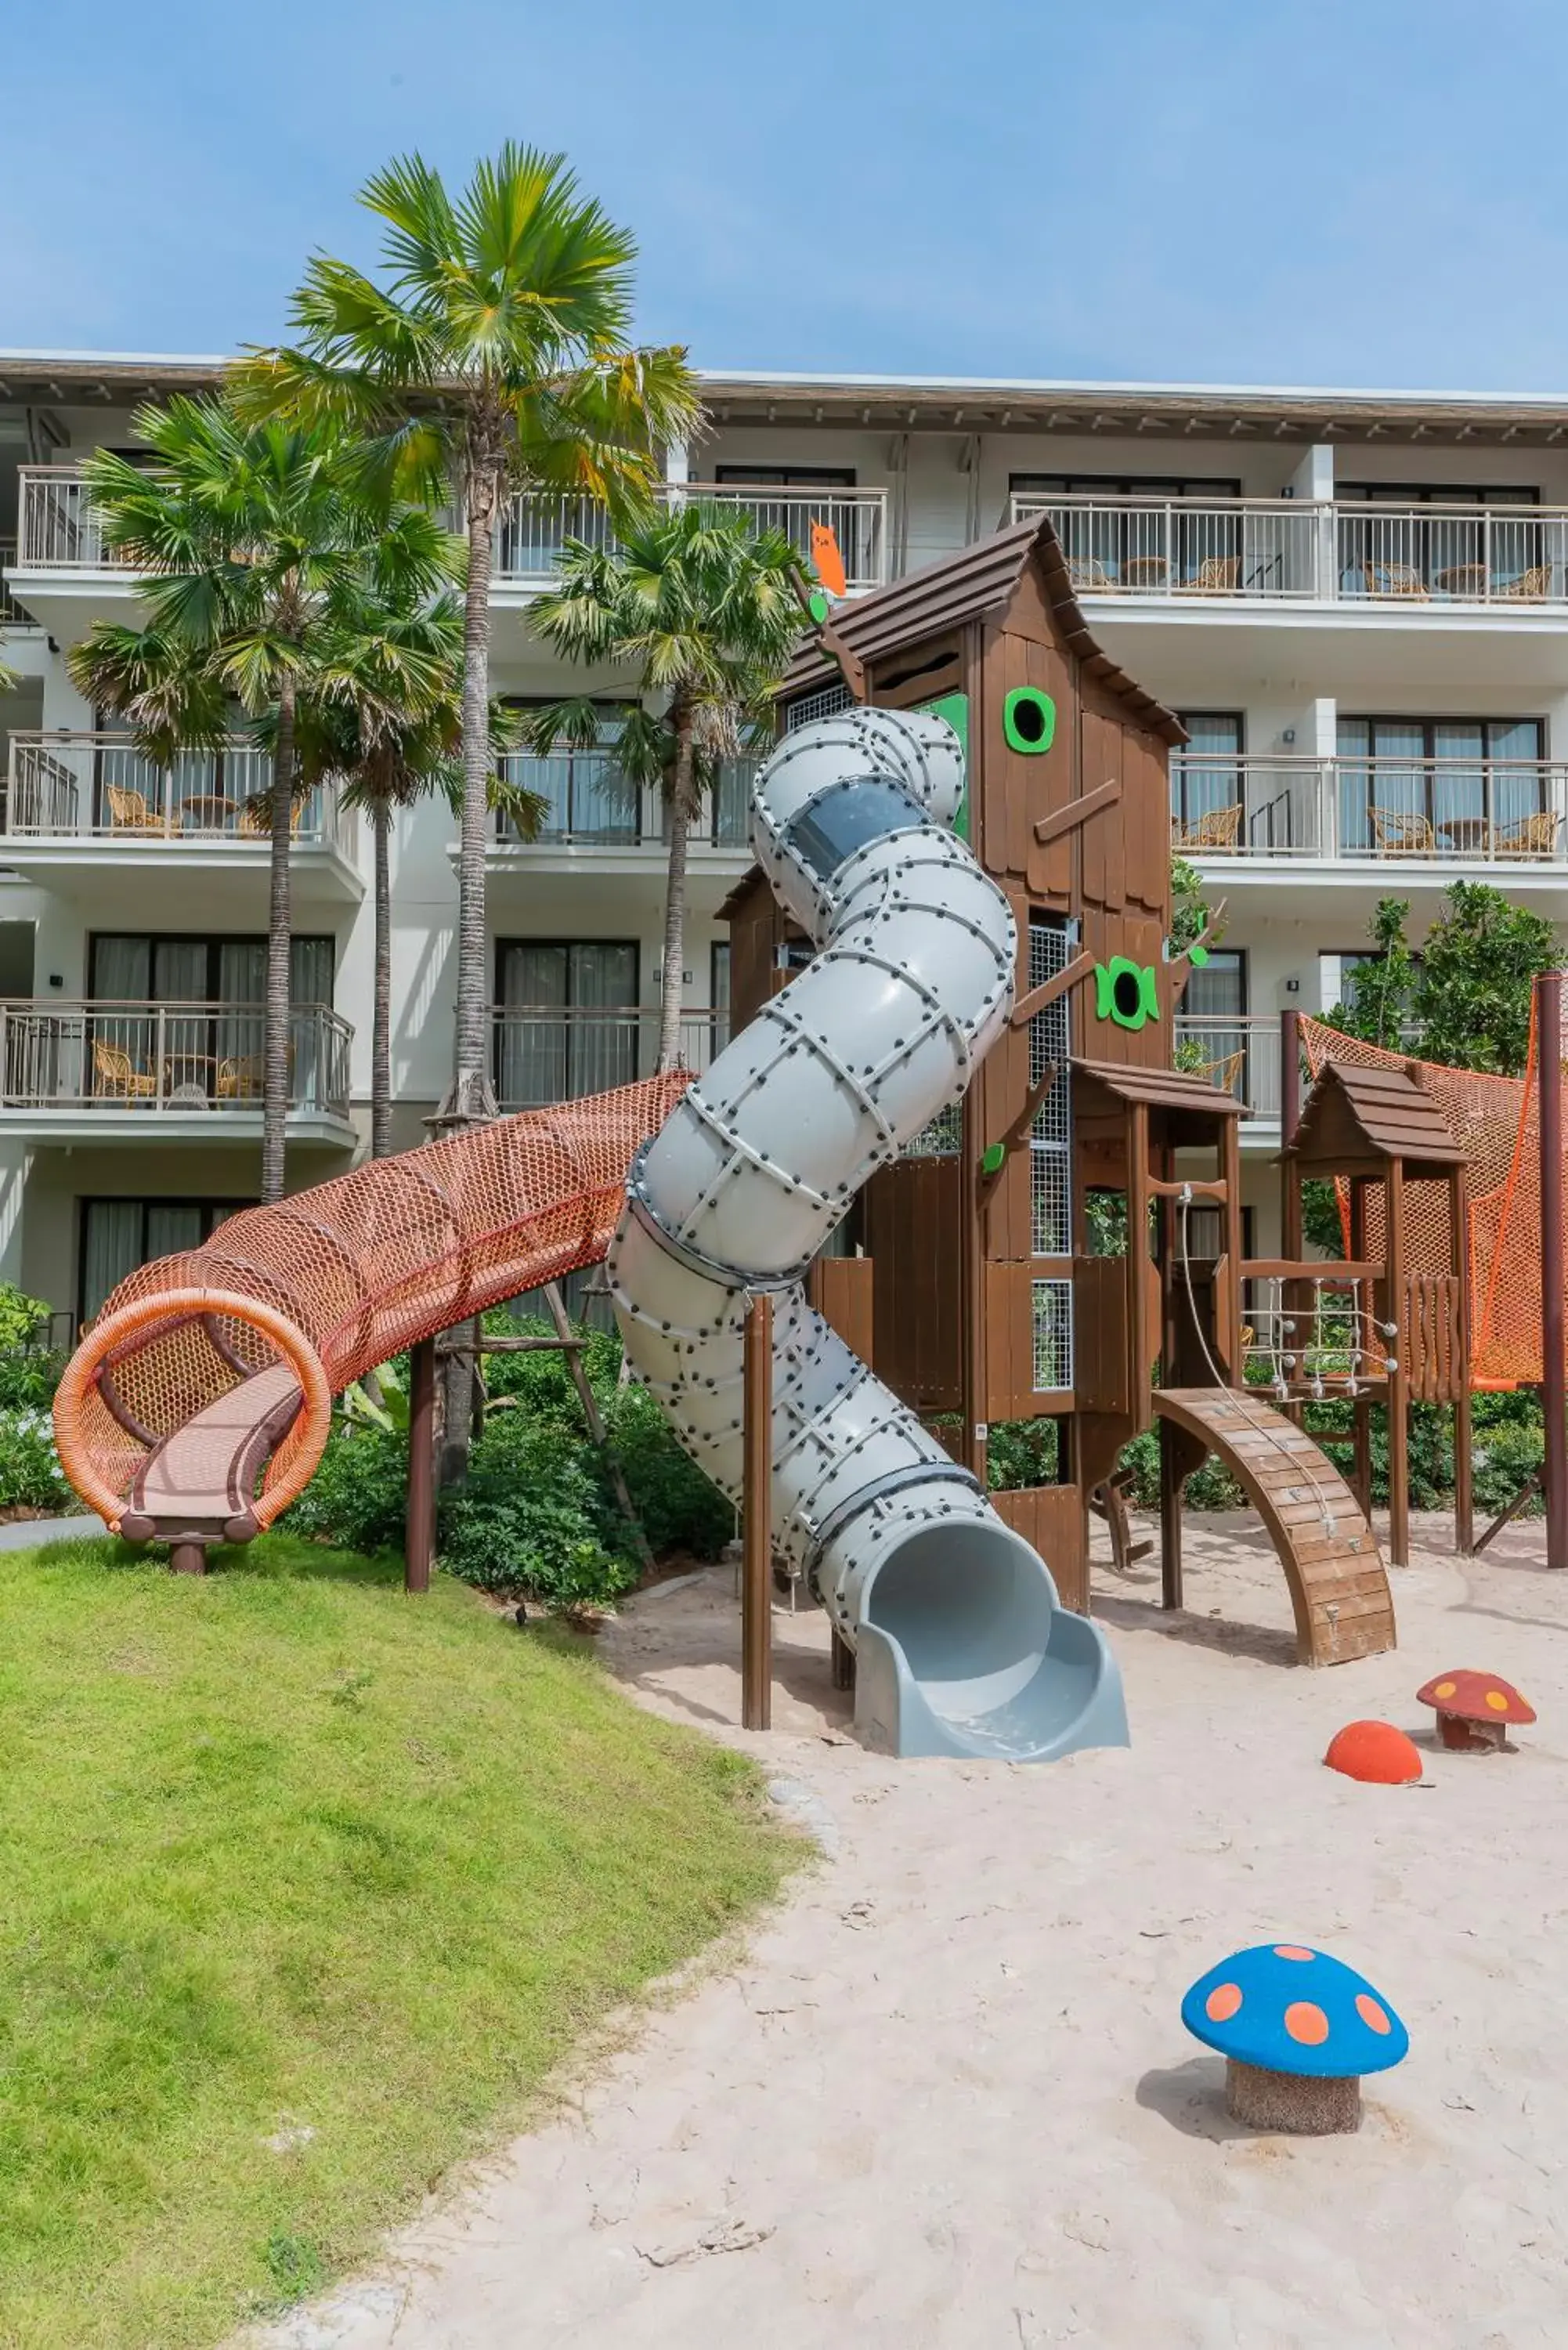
{"left": 4, "top": 356, "right": 1566, "bottom": 1327}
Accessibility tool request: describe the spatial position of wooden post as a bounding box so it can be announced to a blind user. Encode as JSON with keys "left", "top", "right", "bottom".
{"left": 1159, "top": 1415, "right": 1184, "bottom": 1611}
{"left": 1539, "top": 970, "right": 1568, "bottom": 1568}
{"left": 1451, "top": 1164, "right": 1474, "bottom": 1556}
{"left": 1385, "top": 1160, "right": 1410, "bottom": 1568}
{"left": 1218, "top": 1110, "right": 1245, "bottom": 1383}
{"left": 742, "top": 1291, "right": 774, "bottom": 1731}
{"left": 405, "top": 1336, "right": 435, "bottom": 1594}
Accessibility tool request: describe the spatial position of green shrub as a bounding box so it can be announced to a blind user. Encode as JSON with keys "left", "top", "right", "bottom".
{"left": 0, "top": 1282, "right": 49, "bottom": 1352}
{"left": 283, "top": 1423, "right": 409, "bottom": 1553}
{"left": 439, "top": 1412, "right": 636, "bottom": 1606}
{"left": 608, "top": 1383, "right": 735, "bottom": 1560}
{"left": 986, "top": 1417, "right": 1062, "bottom": 1490}
{"left": 0, "top": 1407, "right": 74, "bottom": 1512}
{"left": 0, "top": 1350, "right": 65, "bottom": 1410}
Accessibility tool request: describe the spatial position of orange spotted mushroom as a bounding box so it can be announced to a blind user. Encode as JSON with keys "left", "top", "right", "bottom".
{"left": 1415, "top": 1668, "right": 1535, "bottom": 1754}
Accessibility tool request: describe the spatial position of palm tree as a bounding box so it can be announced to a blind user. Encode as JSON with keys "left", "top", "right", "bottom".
{"left": 229, "top": 143, "right": 703, "bottom": 1130}
{"left": 70, "top": 400, "right": 447, "bottom": 1202}
{"left": 529, "top": 501, "right": 804, "bottom": 1066}
{"left": 298, "top": 548, "right": 543, "bottom": 1157}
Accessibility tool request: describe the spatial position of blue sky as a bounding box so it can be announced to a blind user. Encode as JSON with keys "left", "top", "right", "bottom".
{"left": 4, "top": 0, "right": 1565, "bottom": 391}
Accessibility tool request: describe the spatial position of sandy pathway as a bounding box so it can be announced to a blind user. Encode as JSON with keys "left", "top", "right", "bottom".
{"left": 249, "top": 1513, "right": 1568, "bottom": 2350}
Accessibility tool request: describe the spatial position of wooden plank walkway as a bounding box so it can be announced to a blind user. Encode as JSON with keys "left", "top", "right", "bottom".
{"left": 1153, "top": 1386, "right": 1396, "bottom": 1665}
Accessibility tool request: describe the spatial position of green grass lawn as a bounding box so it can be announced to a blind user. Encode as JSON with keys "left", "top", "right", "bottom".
{"left": 0, "top": 1534, "right": 797, "bottom": 2349}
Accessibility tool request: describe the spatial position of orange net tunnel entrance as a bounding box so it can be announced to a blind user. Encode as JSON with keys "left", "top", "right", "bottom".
{"left": 53, "top": 1072, "right": 689, "bottom": 1544}
{"left": 1299, "top": 1016, "right": 1552, "bottom": 1390}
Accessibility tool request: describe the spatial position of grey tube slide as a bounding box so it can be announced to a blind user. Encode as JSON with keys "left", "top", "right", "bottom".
{"left": 609, "top": 707, "right": 1129, "bottom": 1762}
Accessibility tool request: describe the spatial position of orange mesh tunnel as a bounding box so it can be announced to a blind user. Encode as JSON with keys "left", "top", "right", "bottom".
{"left": 53, "top": 1072, "right": 690, "bottom": 1547}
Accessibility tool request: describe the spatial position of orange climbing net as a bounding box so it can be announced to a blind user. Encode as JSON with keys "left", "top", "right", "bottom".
{"left": 53, "top": 1072, "right": 688, "bottom": 1530}
{"left": 1299, "top": 1014, "right": 1555, "bottom": 1389}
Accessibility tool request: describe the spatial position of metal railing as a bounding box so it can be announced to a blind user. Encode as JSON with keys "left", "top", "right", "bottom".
{"left": 3, "top": 732, "right": 355, "bottom": 850}
{"left": 491, "top": 1004, "right": 729, "bottom": 1109}
{"left": 494, "top": 752, "right": 755, "bottom": 849}
{"left": 0, "top": 538, "right": 33, "bottom": 627}
{"left": 16, "top": 468, "right": 143, "bottom": 571}
{"left": 1011, "top": 493, "right": 1568, "bottom": 606}
{"left": 479, "top": 482, "right": 890, "bottom": 588}
{"left": 1169, "top": 754, "right": 1568, "bottom": 862}
{"left": 1176, "top": 1014, "right": 1281, "bottom": 1119}
{"left": 0, "top": 1000, "right": 352, "bottom": 1117}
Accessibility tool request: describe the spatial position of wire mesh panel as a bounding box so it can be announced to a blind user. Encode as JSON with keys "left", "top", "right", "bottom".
{"left": 1031, "top": 1278, "right": 1074, "bottom": 1392}
{"left": 1029, "top": 917, "right": 1073, "bottom": 1255}
{"left": 901, "top": 1101, "right": 963, "bottom": 1159}
{"left": 786, "top": 684, "right": 855, "bottom": 732}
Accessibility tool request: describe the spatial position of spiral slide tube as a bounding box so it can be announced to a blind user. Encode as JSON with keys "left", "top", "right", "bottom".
{"left": 609, "top": 709, "right": 1129, "bottom": 1761}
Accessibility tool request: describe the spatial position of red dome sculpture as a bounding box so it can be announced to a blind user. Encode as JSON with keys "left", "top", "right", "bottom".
{"left": 1324, "top": 1720, "right": 1423, "bottom": 1785}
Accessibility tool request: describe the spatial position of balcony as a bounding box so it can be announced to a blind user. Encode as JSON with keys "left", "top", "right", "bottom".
{"left": 491, "top": 1004, "right": 729, "bottom": 1110}
{"left": 1176, "top": 1014, "right": 1281, "bottom": 1126}
{"left": 493, "top": 483, "right": 889, "bottom": 591}
{"left": 486, "top": 751, "right": 753, "bottom": 893}
{"left": 1169, "top": 754, "right": 1567, "bottom": 877}
{"left": 0, "top": 1000, "right": 355, "bottom": 1144}
{"left": 1, "top": 733, "right": 362, "bottom": 902}
{"left": 15, "top": 468, "right": 892, "bottom": 620}
{"left": 1012, "top": 494, "right": 1568, "bottom": 613}
{"left": 0, "top": 537, "right": 37, "bottom": 630}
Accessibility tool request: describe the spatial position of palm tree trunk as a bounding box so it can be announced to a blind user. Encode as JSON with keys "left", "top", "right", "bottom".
{"left": 262, "top": 682, "right": 295, "bottom": 1206}
{"left": 449, "top": 450, "right": 500, "bottom": 1122}
{"left": 659, "top": 707, "right": 695, "bottom": 1071}
{"left": 371, "top": 800, "right": 392, "bottom": 1158}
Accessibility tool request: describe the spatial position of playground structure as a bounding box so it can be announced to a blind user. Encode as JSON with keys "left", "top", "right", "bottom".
{"left": 44, "top": 508, "right": 1568, "bottom": 1733}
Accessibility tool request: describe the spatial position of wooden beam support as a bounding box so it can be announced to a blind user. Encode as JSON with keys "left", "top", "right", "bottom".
{"left": 1010, "top": 948, "right": 1097, "bottom": 1031}
{"left": 1539, "top": 970, "right": 1568, "bottom": 1568}
{"left": 405, "top": 1336, "right": 435, "bottom": 1595}
{"left": 1166, "top": 902, "right": 1229, "bottom": 1008}
{"left": 1032, "top": 776, "right": 1121, "bottom": 847}
{"left": 542, "top": 1281, "right": 655, "bottom": 1578}
{"left": 977, "top": 1065, "right": 1057, "bottom": 1204}
{"left": 742, "top": 1292, "right": 775, "bottom": 1732}
{"left": 1147, "top": 1176, "right": 1228, "bottom": 1204}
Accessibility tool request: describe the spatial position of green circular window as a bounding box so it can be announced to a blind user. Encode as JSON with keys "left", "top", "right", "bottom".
{"left": 1003, "top": 686, "right": 1057, "bottom": 755}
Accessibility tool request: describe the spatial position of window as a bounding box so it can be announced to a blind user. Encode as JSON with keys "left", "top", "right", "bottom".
{"left": 1336, "top": 717, "right": 1545, "bottom": 852}
{"left": 1011, "top": 472, "right": 1243, "bottom": 500}
{"left": 494, "top": 938, "right": 639, "bottom": 1107}
{"left": 497, "top": 700, "right": 638, "bottom": 844}
{"left": 1180, "top": 949, "right": 1247, "bottom": 1102}
{"left": 86, "top": 933, "right": 335, "bottom": 1108}
{"left": 1318, "top": 949, "right": 1420, "bottom": 1025}
{"left": 714, "top": 465, "right": 856, "bottom": 488}
{"left": 1173, "top": 712, "right": 1245, "bottom": 833}
{"left": 80, "top": 1197, "right": 252, "bottom": 1326}
{"left": 1338, "top": 482, "right": 1539, "bottom": 506}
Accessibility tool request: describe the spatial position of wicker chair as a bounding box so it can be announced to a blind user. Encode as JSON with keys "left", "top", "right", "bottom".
{"left": 1066, "top": 555, "right": 1116, "bottom": 594}
{"left": 1370, "top": 807, "right": 1436, "bottom": 856}
{"left": 1494, "top": 808, "right": 1561, "bottom": 859}
{"left": 217, "top": 1043, "right": 294, "bottom": 1101}
{"left": 105, "top": 785, "right": 167, "bottom": 836}
{"left": 238, "top": 797, "right": 302, "bottom": 839}
{"left": 1171, "top": 802, "right": 1243, "bottom": 853}
{"left": 1498, "top": 564, "right": 1552, "bottom": 602}
{"left": 91, "top": 1038, "right": 159, "bottom": 1099}
{"left": 1362, "top": 562, "right": 1429, "bottom": 599}
{"left": 1176, "top": 555, "right": 1242, "bottom": 595}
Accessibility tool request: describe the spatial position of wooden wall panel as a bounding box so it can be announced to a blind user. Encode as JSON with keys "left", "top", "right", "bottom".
{"left": 868, "top": 1158, "right": 962, "bottom": 1410}
{"left": 1073, "top": 1256, "right": 1131, "bottom": 1415}
{"left": 992, "top": 1484, "right": 1088, "bottom": 1614}
{"left": 726, "top": 877, "right": 780, "bottom": 1032}
{"left": 1124, "top": 731, "right": 1172, "bottom": 919}
{"left": 985, "top": 1260, "right": 1042, "bottom": 1421}
{"left": 807, "top": 1255, "right": 874, "bottom": 1364}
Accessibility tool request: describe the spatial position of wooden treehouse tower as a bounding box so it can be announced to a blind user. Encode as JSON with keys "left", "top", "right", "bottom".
{"left": 724, "top": 514, "right": 1397, "bottom": 1663}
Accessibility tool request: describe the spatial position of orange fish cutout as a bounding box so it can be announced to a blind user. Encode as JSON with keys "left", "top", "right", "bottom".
{"left": 810, "top": 520, "right": 847, "bottom": 599}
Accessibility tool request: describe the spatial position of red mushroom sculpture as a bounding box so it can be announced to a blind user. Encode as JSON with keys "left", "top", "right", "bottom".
{"left": 1415, "top": 1670, "right": 1535, "bottom": 1754}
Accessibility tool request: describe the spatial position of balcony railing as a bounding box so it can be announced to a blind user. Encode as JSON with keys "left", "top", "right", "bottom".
{"left": 20, "top": 465, "right": 891, "bottom": 592}
{"left": 493, "top": 752, "right": 755, "bottom": 849}
{"left": 491, "top": 1004, "right": 729, "bottom": 1109}
{"left": 1011, "top": 494, "right": 1568, "bottom": 606}
{"left": 1176, "top": 1014, "right": 1281, "bottom": 1120}
{"left": 3, "top": 732, "right": 356, "bottom": 851}
{"left": 0, "top": 1001, "right": 352, "bottom": 1117}
{"left": 1169, "top": 754, "right": 1567, "bottom": 863}
{"left": 0, "top": 538, "right": 33, "bottom": 627}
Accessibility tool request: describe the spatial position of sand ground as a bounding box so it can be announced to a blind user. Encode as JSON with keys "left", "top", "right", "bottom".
{"left": 247, "top": 1509, "right": 1568, "bottom": 2350}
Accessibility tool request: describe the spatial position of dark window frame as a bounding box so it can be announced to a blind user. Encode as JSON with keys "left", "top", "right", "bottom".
{"left": 713, "top": 463, "right": 857, "bottom": 488}
{"left": 86, "top": 930, "right": 337, "bottom": 1003}
{"left": 78, "top": 1194, "right": 255, "bottom": 1328}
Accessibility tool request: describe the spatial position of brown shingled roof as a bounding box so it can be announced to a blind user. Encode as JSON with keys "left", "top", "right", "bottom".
{"left": 780, "top": 515, "right": 1187, "bottom": 747}
{"left": 1286, "top": 1058, "right": 1467, "bottom": 1177}
{"left": 1071, "top": 1058, "right": 1245, "bottom": 1119}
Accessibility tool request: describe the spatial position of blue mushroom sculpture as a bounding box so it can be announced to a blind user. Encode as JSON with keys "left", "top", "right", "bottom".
{"left": 1182, "top": 1943, "right": 1408, "bottom": 2134}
